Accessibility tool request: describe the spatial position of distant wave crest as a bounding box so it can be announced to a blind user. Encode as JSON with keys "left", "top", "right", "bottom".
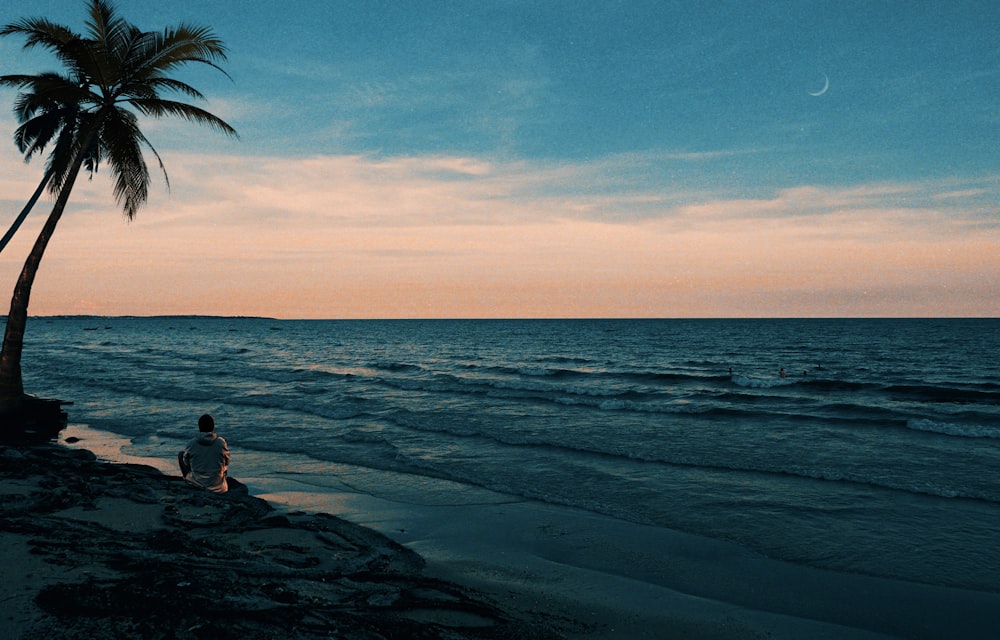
{"left": 731, "top": 374, "right": 795, "bottom": 389}
{"left": 906, "top": 418, "right": 1000, "bottom": 439}
{"left": 887, "top": 384, "right": 1000, "bottom": 405}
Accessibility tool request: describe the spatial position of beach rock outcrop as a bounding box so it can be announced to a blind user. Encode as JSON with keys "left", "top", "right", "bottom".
{"left": 0, "top": 396, "right": 68, "bottom": 444}
{"left": 1, "top": 444, "right": 560, "bottom": 639}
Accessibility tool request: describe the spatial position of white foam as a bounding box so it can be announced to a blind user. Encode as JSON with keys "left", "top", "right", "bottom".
{"left": 732, "top": 374, "right": 796, "bottom": 389}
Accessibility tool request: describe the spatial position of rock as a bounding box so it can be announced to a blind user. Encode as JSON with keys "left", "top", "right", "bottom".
{"left": 2, "top": 442, "right": 566, "bottom": 639}
{"left": 0, "top": 396, "right": 69, "bottom": 444}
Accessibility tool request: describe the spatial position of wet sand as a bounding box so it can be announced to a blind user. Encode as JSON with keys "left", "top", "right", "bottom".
{"left": 7, "top": 431, "right": 1000, "bottom": 639}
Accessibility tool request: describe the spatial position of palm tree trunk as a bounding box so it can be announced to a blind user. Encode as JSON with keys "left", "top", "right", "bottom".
{"left": 0, "top": 159, "right": 86, "bottom": 413}
{"left": 0, "top": 169, "right": 52, "bottom": 255}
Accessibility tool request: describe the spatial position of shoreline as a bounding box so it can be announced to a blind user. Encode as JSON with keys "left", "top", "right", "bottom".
{"left": 0, "top": 439, "right": 565, "bottom": 639}
{"left": 11, "top": 427, "right": 1000, "bottom": 639}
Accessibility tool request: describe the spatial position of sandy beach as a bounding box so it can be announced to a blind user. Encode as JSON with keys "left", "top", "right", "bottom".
{"left": 6, "top": 426, "right": 1000, "bottom": 639}
{"left": 0, "top": 439, "right": 564, "bottom": 639}
{"left": 306, "top": 476, "right": 1000, "bottom": 640}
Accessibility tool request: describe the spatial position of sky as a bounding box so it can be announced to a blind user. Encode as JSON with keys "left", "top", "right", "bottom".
{"left": 0, "top": 0, "right": 997, "bottom": 318}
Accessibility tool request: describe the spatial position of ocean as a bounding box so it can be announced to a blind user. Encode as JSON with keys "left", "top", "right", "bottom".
{"left": 21, "top": 317, "right": 1000, "bottom": 604}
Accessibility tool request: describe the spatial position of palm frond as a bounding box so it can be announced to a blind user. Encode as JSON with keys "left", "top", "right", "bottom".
{"left": 45, "top": 110, "right": 99, "bottom": 195}
{"left": 98, "top": 108, "right": 149, "bottom": 219}
{"left": 82, "top": 0, "right": 129, "bottom": 54}
{"left": 133, "top": 127, "right": 169, "bottom": 191}
{"left": 129, "top": 98, "right": 238, "bottom": 138}
{"left": 0, "top": 18, "right": 95, "bottom": 86}
{"left": 13, "top": 107, "right": 76, "bottom": 158}
{"left": 0, "top": 74, "right": 40, "bottom": 90}
{"left": 131, "top": 24, "right": 231, "bottom": 82}
{"left": 7, "top": 73, "right": 96, "bottom": 121}
{"left": 0, "top": 18, "right": 78, "bottom": 53}
{"left": 131, "top": 77, "right": 207, "bottom": 102}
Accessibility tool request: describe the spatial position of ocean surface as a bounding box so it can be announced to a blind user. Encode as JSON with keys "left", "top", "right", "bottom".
{"left": 22, "top": 317, "right": 1000, "bottom": 595}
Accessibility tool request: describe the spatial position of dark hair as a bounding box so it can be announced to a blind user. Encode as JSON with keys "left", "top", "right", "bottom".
{"left": 198, "top": 414, "right": 215, "bottom": 432}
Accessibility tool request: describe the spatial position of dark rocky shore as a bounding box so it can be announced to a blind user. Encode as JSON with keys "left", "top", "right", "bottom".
{"left": 0, "top": 442, "right": 566, "bottom": 639}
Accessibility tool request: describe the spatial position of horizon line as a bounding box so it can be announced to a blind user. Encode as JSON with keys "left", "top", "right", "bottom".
{"left": 15, "top": 315, "right": 999, "bottom": 322}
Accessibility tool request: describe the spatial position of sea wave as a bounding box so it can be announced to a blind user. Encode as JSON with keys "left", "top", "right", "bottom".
{"left": 369, "top": 361, "right": 426, "bottom": 373}
{"left": 731, "top": 374, "right": 796, "bottom": 389}
{"left": 23, "top": 316, "right": 1000, "bottom": 597}
{"left": 906, "top": 418, "right": 1000, "bottom": 439}
{"left": 371, "top": 426, "right": 1000, "bottom": 515}
{"left": 887, "top": 385, "right": 1000, "bottom": 405}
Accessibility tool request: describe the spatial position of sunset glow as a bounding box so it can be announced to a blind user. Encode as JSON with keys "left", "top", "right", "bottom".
{"left": 1, "top": 1, "right": 997, "bottom": 318}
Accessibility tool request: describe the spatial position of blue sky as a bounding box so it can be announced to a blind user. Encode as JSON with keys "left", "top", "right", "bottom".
{"left": 209, "top": 1, "right": 996, "bottom": 178}
{"left": 0, "top": 1, "right": 997, "bottom": 317}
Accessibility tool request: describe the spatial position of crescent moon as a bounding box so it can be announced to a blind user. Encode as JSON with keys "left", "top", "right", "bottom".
{"left": 809, "top": 75, "right": 830, "bottom": 97}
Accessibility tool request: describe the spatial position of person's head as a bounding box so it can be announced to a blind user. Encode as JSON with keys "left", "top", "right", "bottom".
{"left": 198, "top": 414, "right": 215, "bottom": 433}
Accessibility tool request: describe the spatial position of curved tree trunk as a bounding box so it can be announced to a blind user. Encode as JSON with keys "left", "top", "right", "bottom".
{"left": 0, "top": 159, "right": 86, "bottom": 415}
{"left": 0, "top": 169, "right": 52, "bottom": 255}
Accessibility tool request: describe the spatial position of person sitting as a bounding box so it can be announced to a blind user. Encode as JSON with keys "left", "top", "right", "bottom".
{"left": 177, "top": 413, "right": 230, "bottom": 493}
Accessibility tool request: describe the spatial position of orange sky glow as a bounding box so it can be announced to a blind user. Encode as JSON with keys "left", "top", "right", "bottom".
{"left": 1, "top": 147, "right": 996, "bottom": 318}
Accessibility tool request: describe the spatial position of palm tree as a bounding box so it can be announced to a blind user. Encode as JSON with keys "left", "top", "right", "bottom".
{"left": 0, "top": 172, "right": 52, "bottom": 255}
{"left": 0, "top": 95, "right": 89, "bottom": 255}
{"left": 0, "top": 0, "right": 237, "bottom": 429}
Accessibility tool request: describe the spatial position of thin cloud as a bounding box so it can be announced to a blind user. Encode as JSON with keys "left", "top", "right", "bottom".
{"left": 1, "top": 122, "right": 997, "bottom": 318}
{"left": 5, "top": 141, "right": 995, "bottom": 234}
{"left": 2, "top": 109, "right": 996, "bottom": 225}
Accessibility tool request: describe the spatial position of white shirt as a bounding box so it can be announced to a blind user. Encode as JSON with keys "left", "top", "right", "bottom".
{"left": 180, "top": 431, "right": 230, "bottom": 493}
